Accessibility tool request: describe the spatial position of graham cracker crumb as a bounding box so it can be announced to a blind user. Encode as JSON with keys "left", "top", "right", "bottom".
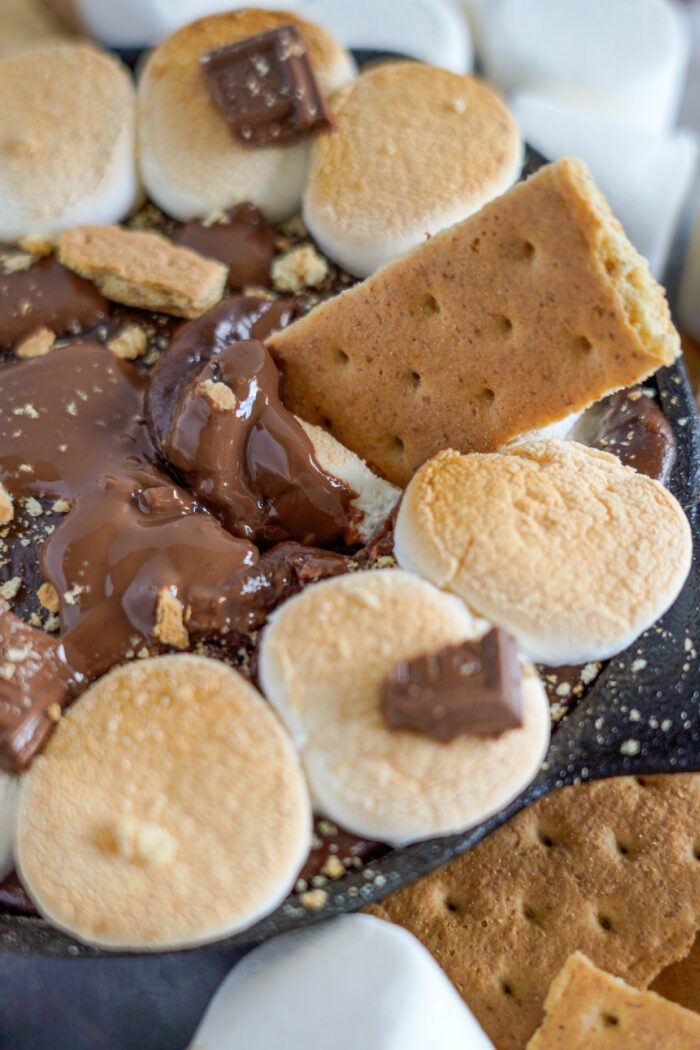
{"left": 15, "top": 327, "right": 56, "bottom": 359}
{"left": 52, "top": 499, "right": 70, "bottom": 514}
{"left": 299, "top": 888, "right": 328, "bottom": 910}
{"left": 154, "top": 589, "right": 189, "bottom": 650}
{"left": 272, "top": 245, "right": 328, "bottom": 293}
{"left": 107, "top": 324, "right": 148, "bottom": 361}
{"left": 47, "top": 702, "right": 62, "bottom": 723}
{"left": 200, "top": 379, "right": 237, "bottom": 412}
{"left": 0, "top": 577, "right": 21, "bottom": 601}
{"left": 0, "top": 483, "right": 13, "bottom": 525}
{"left": 38, "top": 582, "right": 60, "bottom": 614}
{"left": 0, "top": 250, "right": 35, "bottom": 276}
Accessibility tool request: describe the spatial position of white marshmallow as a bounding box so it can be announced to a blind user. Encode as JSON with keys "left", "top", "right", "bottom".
{"left": 71, "top": 0, "right": 473, "bottom": 73}
{"left": 0, "top": 45, "right": 141, "bottom": 242}
{"left": 512, "top": 92, "right": 698, "bottom": 278}
{"left": 297, "top": 419, "right": 400, "bottom": 543}
{"left": 481, "top": 0, "right": 689, "bottom": 136}
{"left": 679, "top": 188, "right": 700, "bottom": 343}
{"left": 192, "top": 915, "right": 496, "bottom": 1050}
{"left": 0, "top": 773, "right": 19, "bottom": 882}
{"left": 137, "top": 11, "right": 355, "bottom": 224}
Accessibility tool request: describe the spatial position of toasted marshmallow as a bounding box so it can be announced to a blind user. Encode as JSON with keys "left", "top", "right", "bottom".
{"left": 0, "top": 44, "right": 141, "bottom": 242}
{"left": 16, "top": 655, "right": 311, "bottom": 950}
{"left": 303, "top": 62, "right": 523, "bottom": 276}
{"left": 0, "top": 773, "right": 19, "bottom": 881}
{"left": 297, "top": 418, "right": 400, "bottom": 542}
{"left": 259, "top": 570, "right": 550, "bottom": 846}
{"left": 138, "top": 10, "right": 355, "bottom": 224}
{"left": 480, "top": 0, "right": 689, "bottom": 137}
{"left": 395, "top": 443, "right": 693, "bottom": 666}
{"left": 193, "top": 915, "right": 496, "bottom": 1050}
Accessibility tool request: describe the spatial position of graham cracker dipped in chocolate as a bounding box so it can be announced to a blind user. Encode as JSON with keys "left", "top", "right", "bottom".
{"left": 269, "top": 157, "right": 680, "bottom": 485}
{"left": 201, "top": 23, "right": 333, "bottom": 147}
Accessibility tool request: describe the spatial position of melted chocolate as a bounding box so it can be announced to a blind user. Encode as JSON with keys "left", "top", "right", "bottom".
{"left": 0, "top": 257, "right": 108, "bottom": 349}
{"left": 43, "top": 474, "right": 256, "bottom": 682}
{"left": 583, "top": 388, "right": 676, "bottom": 483}
{"left": 188, "top": 540, "right": 349, "bottom": 638}
{"left": 164, "top": 340, "right": 358, "bottom": 546}
{"left": 0, "top": 605, "right": 72, "bottom": 771}
{"left": 0, "top": 342, "right": 257, "bottom": 683}
{"left": 175, "top": 203, "right": 277, "bottom": 290}
{"left": 146, "top": 296, "right": 298, "bottom": 451}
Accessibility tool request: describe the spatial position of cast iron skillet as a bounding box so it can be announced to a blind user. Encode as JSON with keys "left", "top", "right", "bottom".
{"left": 0, "top": 120, "right": 698, "bottom": 959}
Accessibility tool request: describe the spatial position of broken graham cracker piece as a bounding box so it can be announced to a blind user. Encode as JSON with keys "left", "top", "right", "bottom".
{"left": 367, "top": 774, "right": 700, "bottom": 1050}
{"left": 269, "top": 157, "right": 679, "bottom": 485}
{"left": 57, "top": 225, "right": 227, "bottom": 319}
{"left": 526, "top": 952, "right": 700, "bottom": 1049}
{"left": 15, "top": 326, "right": 56, "bottom": 359}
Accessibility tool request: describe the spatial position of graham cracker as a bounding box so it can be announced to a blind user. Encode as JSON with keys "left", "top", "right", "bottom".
{"left": 58, "top": 225, "right": 227, "bottom": 319}
{"left": 650, "top": 930, "right": 700, "bottom": 1014}
{"left": 269, "top": 157, "right": 679, "bottom": 485}
{"left": 526, "top": 952, "right": 700, "bottom": 1049}
{"left": 368, "top": 774, "right": 700, "bottom": 1049}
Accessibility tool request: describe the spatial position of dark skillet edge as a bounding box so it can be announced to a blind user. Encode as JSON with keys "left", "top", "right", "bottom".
{"left": 2, "top": 133, "right": 700, "bottom": 956}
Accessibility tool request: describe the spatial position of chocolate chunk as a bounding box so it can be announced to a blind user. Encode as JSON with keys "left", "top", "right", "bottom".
{"left": 381, "top": 629, "right": 524, "bottom": 742}
{"left": 188, "top": 540, "right": 350, "bottom": 638}
{"left": 0, "top": 605, "right": 71, "bottom": 772}
{"left": 0, "top": 257, "right": 108, "bottom": 349}
{"left": 175, "top": 203, "right": 277, "bottom": 289}
{"left": 201, "top": 24, "right": 333, "bottom": 147}
{"left": 581, "top": 387, "right": 676, "bottom": 483}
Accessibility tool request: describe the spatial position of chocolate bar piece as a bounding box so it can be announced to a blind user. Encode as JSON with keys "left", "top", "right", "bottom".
{"left": 201, "top": 24, "right": 333, "bottom": 147}
{"left": 381, "top": 628, "right": 523, "bottom": 742}
{"left": 0, "top": 605, "right": 70, "bottom": 772}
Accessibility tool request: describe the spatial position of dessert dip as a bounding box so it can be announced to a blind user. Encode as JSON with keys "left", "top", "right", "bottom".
{"left": 0, "top": 10, "right": 692, "bottom": 949}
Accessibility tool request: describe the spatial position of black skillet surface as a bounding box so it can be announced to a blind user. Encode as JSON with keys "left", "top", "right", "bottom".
{"left": 0, "top": 41, "right": 699, "bottom": 1050}
{"left": 0, "top": 134, "right": 698, "bottom": 962}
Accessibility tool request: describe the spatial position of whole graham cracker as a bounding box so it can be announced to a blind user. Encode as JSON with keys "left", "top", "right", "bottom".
{"left": 526, "top": 952, "right": 700, "bottom": 1049}
{"left": 269, "top": 157, "right": 679, "bottom": 485}
{"left": 368, "top": 774, "right": 700, "bottom": 1049}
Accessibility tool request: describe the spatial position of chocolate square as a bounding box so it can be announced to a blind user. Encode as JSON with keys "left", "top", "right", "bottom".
{"left": 381, "top": 628, "right": 524, "bottom": 742}
{"left": 201, "top": 24, "right": 333, "bottom": 147}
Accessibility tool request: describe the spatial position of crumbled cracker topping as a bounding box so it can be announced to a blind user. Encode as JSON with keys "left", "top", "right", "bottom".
{"left": 200, "top": 379, "right": 237, "bottom": 412}
{"left": 107, "top": 324, "right": 148, "bottom": 361}
{"left": 272, "top": 244, "right": 328, "bottom": 293}
{"left": 15, "top": 327, "right": 56, "bottom": 360}
{"left": 154, "top": 589, "right": 189, "bottom": 650}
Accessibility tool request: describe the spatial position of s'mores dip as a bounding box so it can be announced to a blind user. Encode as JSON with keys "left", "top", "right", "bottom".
{"left": 0, "top": 8, "right": 694, "bottom": 951}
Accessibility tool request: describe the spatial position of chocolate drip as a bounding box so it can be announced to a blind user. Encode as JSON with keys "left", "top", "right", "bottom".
{"left": 0, "top": 257, "right": 108, "bottom": 349}
{"left": 146, "top": 295, "right": 298, "bottom": 451}
{"left": 175, "top": 203, "right": 277, "bottom": 290}
{"left": 164, "top": 340, "right": 358, "bottom": 546}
